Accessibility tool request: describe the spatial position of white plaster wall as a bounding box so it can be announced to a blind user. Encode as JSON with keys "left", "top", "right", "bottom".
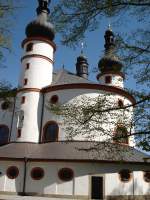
{"left": 134, "top": 171, "right": 150, "bottom": 195}
{"left": 99, "top": 74, "right": 124, "bottom": 88}
{"left": 23, "top": 41, "right": 54, "bottom": 60}
{"left": 24, "top": 162, "right": 150, "bottom": 196}
{"left": 0, "top": 161, "right": 24, "bottom": 193}
{"left": 20, "top": 58, "right": 53, "bottom": 89}
{"left": 15, "top": 91, "right": 43, "bottom": 143}
{"left": 43, "top": 88, "right": 134, "bottom": 145}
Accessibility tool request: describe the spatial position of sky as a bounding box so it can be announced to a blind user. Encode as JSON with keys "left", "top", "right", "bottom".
{"left": 0, "top": 0, "right": 139, "bottom": 90}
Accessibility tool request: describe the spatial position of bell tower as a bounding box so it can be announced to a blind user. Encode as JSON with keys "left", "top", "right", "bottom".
{"left": 12, "top": 0, "right": 56, "bottom": 143}
{"left": 97, "top": 26, "right": 124, "bottom": 88}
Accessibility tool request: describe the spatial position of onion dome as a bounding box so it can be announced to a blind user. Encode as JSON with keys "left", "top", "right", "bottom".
{"left": 98, "top": 27, "right": 123, "bottom": 73}
{"left": 76, "top": 50, "right": 89, "bottom": 79}
{"left": 26, "top": 0, "right": 55, "bottom": 41}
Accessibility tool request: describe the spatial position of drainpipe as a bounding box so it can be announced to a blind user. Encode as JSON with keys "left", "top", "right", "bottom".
{"left": 9, "top": 96, "right": 17, "bottom": 141}
{"left": 22, "top": 157, "right": 28, "bottom": 196}
{"left": 133, "top": 172, "right": 134, "bottom": 198}
{"left": 39, "top": 93, "right": 45, "bottom": 143}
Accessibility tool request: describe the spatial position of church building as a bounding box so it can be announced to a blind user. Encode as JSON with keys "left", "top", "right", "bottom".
{"left": 0, "top": 0, "right": 149, "bottom": 199}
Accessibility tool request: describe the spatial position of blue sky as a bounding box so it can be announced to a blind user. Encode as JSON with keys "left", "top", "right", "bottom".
{"left": 0, "top": 0, "right": 139, "bottom": 89}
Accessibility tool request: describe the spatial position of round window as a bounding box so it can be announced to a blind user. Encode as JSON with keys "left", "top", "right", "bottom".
{"left": 58, "top": 168, "right": 74, "bottom": 181}
{"left": 119, "top": 169, "right": 132, "bottom": 182}
{"left": 50, "top": 95, "right": 59, "bottom": 104}
{"left": 31, "top": 167, "right": 44, "bottom": 180}
{"left": 143, "top": 171, "right": 150, "bottom": 183}
{"left": 7, "top": 166, "right": 19, "bottom": 179}
{"left": 1, "top": 101, "right": 11, "bottom": 110}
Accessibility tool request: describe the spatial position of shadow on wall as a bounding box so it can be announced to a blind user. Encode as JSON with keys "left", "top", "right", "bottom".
{"left": 110, "top": 178, "right": 150, "bottom": 197}
{"left": 10, "top": 162, "right": 149, "bottom": 196}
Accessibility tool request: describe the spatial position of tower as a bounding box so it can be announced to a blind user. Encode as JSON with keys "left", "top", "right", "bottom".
{"left": 12, "top": 0, "right": 56, "bottom": 143}
{"left": 97, "top": 27, "right": 124, "bottom": 88}
{"left": 76, "top": 50, "right": 89, "bottom": 79}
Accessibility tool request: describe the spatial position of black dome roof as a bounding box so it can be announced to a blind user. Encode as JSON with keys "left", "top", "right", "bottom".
{"left": 98, "top": 28, "right": 123, "bottom": 73}
{"left": 26, "top": 19, "right": 55, "bottom": 41}
{"left": 25, "top": 0, "right": 55, "bottom": 41}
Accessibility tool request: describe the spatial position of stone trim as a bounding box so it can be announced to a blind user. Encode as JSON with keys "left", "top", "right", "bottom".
{"left": 42, "top": 83, "right": 136, "bottom": 105}
{"left": 97, "top": 71, "right": 125, "bottom": 79}
{"left": 21, "top": 54, "right": 54, "bottom": 64}
{"left": 22, "top": 37, "right": 56, "bottom": 51}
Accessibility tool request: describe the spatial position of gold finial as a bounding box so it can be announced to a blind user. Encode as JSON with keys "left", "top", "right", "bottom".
{"left": 81, "top": 42, "right": 84, "bottom": 54}
{"left": 108, "top": 23, "right": 112, "bottom": 31}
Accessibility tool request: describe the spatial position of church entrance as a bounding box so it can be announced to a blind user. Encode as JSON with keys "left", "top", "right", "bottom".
{"left": 91, "top": 176, "right": 104, "bottom": 199}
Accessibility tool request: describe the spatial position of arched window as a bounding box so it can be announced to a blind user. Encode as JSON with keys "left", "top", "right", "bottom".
{"left": 118, "top": 99, "right": 124, "bottom": 108}
{"left": 113, "top": 126, "right": 128, "bottom": 144}
{"left": 26, "top": 43, "right": 33, "bottom": 52}
{"left": 0, "top": 125, "right": 9, "bottom": 145}
{"left": 105, "top": 76, "right": 112, "bottom": 84}
{"left": 43, "top": 121, "right": 59, "bottom": 142}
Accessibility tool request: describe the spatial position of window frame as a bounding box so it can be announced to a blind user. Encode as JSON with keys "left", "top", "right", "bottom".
{"left": 42, "top": 121, "right": 59, "bottom": 143}
{"left": 105, "top": 75, "right": 112, "bottom": 84}
{"left": 58, "top": 168, "right": 74, "bottom": 181}
{"left": 26, "top": 43, "right": 33, "bottom": 52}
{"left": 143, "top": 171, "right": 150, "bottom": 183}
{"left": 31, "top": 167, "right": 44, "bottom": 180}
{"left": 6, "top": 166, "right": 19, "bottom": 179}
{"left": 0, "top": 124, "right": 9, "bottom": 145}
{"left": 113, "top": 125, "right": 129, "bottom": 144}
{"left": 119, "top": 169, "right": 132, "bottom": 182}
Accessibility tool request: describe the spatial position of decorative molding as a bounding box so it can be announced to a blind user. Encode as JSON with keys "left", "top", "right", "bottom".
{"left": 42, "top": 83, "right": 136, "bottom": 105}
{"left": 22, "top": 37, "right": 57, "bottom": 51}
{"left": 21, "top": 54, "right": 54, "bottom": 64}
{"left": 17, "top": 88, "right": 41, "bottom": 93}
{"left": 97, "top": 71, "right": 125, "bottom": 80}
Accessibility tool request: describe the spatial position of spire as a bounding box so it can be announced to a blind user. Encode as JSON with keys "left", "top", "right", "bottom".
{"left": 25, "top": 0, "right": 55, "bottom": 41}
{"left": 104, "top": 26, "right": 115, "bottom": 52}
{"left": 76, "top": 43, "right": 88, "bottom": 79}
{"left": 98, "top": 27, "right": 123, "bottom": 73}
{"left": 36, "top": 0, "right": 50, "bottom": 16}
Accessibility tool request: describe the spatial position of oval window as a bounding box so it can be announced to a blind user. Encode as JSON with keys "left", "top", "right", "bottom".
{"left": 50, "top": 95, "right": 59, "bottom": 104}
{"left": 143, "top": 171, "right": 150, "bottom": 183}
{"left": 31, "top": 167, "right": 44, "bottom": 180}
{"left": 58, "top": 168, "right": 74, "bottom": 181}
{"left": 43, "top": 121, "right": 59, "bottom": 142}
{"left": 7, "top": 166, "right": 19, "bottom": 179}
{"left": 119, "top": 169, "right": 132, "bottom": 182}
{"left": 1, "top": 101, "right": 11, "bottom": 110}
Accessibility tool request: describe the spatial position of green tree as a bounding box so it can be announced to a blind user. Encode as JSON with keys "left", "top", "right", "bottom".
{"left": 0, "top": 0, "right": 24, "bottom": 66}
{"left": 50, "top": 0, "right": 150, "bottom": 151}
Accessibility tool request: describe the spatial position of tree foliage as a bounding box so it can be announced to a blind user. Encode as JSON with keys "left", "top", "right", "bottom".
{"left": 50, "top": 0, "right": 150, "bottom": 151}
{"left": 0, "top": 0, "right": 21, "bottom": 66}
{"left": 51, "top": 0, "right": 150, "bottom": 85}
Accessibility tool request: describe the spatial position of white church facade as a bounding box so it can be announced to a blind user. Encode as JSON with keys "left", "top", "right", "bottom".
{"left": 0, "top": 0, "right": 149, "bottom": 199}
